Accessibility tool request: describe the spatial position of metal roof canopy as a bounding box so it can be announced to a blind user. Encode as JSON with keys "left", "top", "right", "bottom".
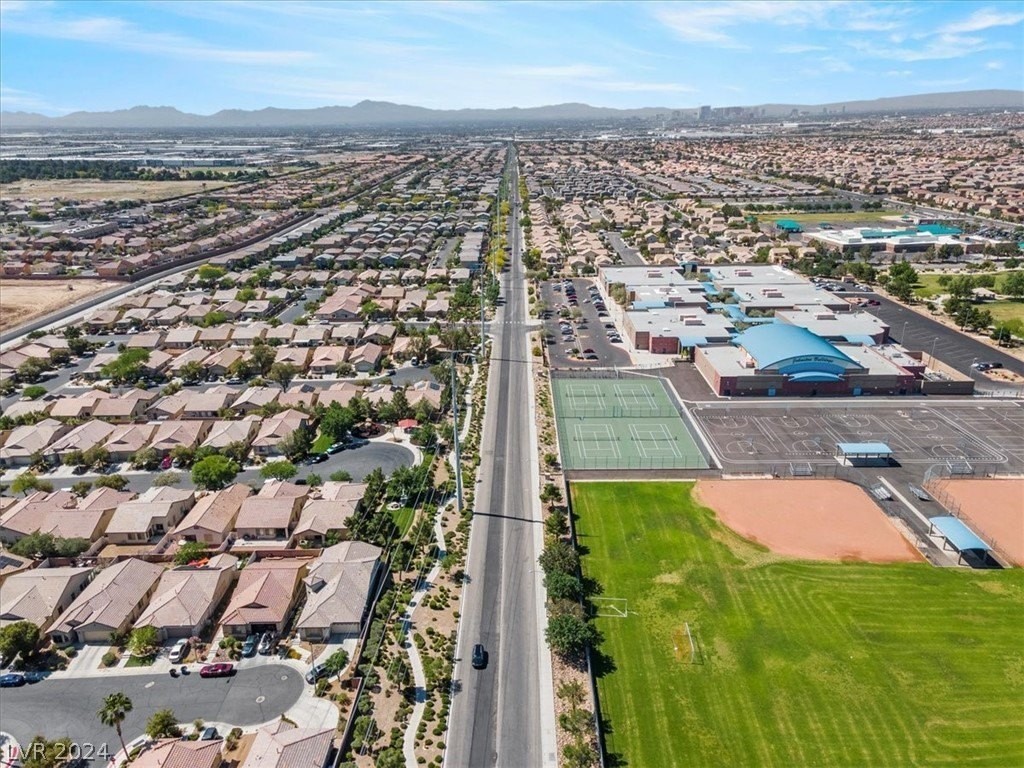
{"left": 835, "top": 442, "right": 893, "bottom": 457}
{"left": 929, "top": 516, "right": 991, "bottom": 554}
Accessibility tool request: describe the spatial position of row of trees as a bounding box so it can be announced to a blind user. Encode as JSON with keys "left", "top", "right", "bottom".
{"left": 0, "top": 159, "right": 268, "bottom": 184}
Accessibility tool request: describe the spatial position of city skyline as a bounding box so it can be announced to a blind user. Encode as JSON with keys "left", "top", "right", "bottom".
{"left": 1, "top": 0, "right": 1022, "bottom": 116}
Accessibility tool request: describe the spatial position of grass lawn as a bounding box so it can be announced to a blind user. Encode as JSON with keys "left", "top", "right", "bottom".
{"left": 392, "top": 506, "right": 415, "bottom": 537}
{"left": 124, "top": 654, "right": 155, "bottom": 667}
{"left": 984, "top": 299, "right": 1024, "bottom": 323}
{"left": 311, "top": 432, "right": 333, "bottom": 454}
{"left": 914, "top": 270, "right": 1024, "bottom": 299}
{"left": 573, "top": 481, "right": 1024, "bottom": 768}
{"left": 770, "top": 210, "right": 903, "bottom": 225}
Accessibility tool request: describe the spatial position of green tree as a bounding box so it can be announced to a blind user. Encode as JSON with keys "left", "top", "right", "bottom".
{"left": 146, "top": 708, "right": 182, "bottom": 739}
{"left": 70, "top": 480, "right": 93, "bottom": 497}
{"left": 174, "top": 541, "right": 210, "bottom": 565}
{"left": 545, "top": 613, "right": 599, "bottom": 657}
{"left": 191, "top": 454, "right": 240, "bottom": 490}
{"left": 10, "top": 531, "right": 89, "bottom": 558}
{"left": 1003, "top": 270, "right": 1024, "bottom": 299}
{"left": 94, "top": 474, "right": 129, "bottom": 491}
{"left": 97, "top": 692, "right": 133, "bottom": 760}
{"left": 260, "top": 460, "right": 297, "bottom": 481}
{"left": 278, "top": 424, "right": 313, "bottom": 462}
{"left": 82, "top": 445, "right": 109, "bottom": 470}
{"left": 196, "top": 264, "right": 227, "bottom": 284}
{"left": 127, "top": 625, "right": 158, "bottom": 658}
{"left": 22, "top": 385, "right": 46, "bottom": 400}
{"left": 170, "top": 445, "right": 196, "bottom": 468}
{"left": 330, "top": 469, "right": 353, "bottom": 482}
{"left": 545, "top": 570, "right": 583, "bottom": 601}
{"left": 20, "top": 736, "right": 74, "bottom": 768}
{"left": 539, "top": 540, "right": 580, "bottom": 576}
{"left": 10, "top": 472, "right": 53, "bottom": 496}
{"left": 324, "top": 648, "right": 350, "bottom": 678}
{"left": 178, "top": 360, "right": 206, "bottom": 384}
{"left": 268, "top": 362, "right": 298, "bottom": 389}
{"left": 130, "top": 447, "right": 160, "bottom": 470}
{"left": 250, "top": 344, "right": 276, "bottom": 376}
{"left": 545, "top": 508, "right": 569, "bottom": 538}
{"left": 152, "top": 470, "right": 182, "bottom": 487}
{"left": 0, "top": 621, "right": 40, "bottom": 662}
{"left": 319, "top": 403, "right": 356, "bottom": 441}
{"left": 101, "top": 348, "right": 150, "bottom": 385}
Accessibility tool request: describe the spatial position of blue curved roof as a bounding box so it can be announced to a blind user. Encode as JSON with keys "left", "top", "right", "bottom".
{"left": 735, "top": 324, "right": 856, "bottom": 368}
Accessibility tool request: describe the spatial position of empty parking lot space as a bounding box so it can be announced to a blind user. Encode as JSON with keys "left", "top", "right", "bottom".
{"left": 690, "top": 401, "right": 1024, "bottom": 470}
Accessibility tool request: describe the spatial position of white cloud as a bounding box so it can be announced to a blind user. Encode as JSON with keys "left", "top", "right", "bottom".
{"left": 885, "top": 69, "right": 913, "bottom": 77}
{"left": 938, "top": 8, "right": 1024, "bottom": 34}
{"left": 502, "top": 64, "right": 612, "bottom": 79}
{"left": 0, "top": 83, "right": 75, "bottom": 114}
{"left": 777, "top": 44, "right": 827, "bottom": 54}
{"left": 985, "top": 60, "right": 1005, "bottom": 70}
{"left": 918, "top": 77, "right": 972, "bottom": 88}
{"left": 594, "top": 81, "right": 696, "bottom": 93}
{"left": 849, "top": 33, "right": 1005, "bottom": 62}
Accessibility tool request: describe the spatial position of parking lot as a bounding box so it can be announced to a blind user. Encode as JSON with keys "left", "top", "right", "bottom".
{"left": 691, "top": 400, "right": 1024, "bottom": 472}
{"left": 540, "top": 278, "right": 632, "bottom": 370}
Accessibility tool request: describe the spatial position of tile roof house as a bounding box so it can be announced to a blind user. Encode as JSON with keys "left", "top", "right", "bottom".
{"left": 219, "top": 557, "right": 308, "bottom": 637}
{"left": 296, "top": 541, "right": 383, "bottom": 640}
{"left": 0, "top": 565, "right": 94, "bottom": 632}
{"left": 0, "top": 488, "right": 130, "bottom": 544}
{"left": 234, "top": 481, "right": 307, "bottom": 542}
{"left": 130, "top": 738, "right": 222, "bottom": 768}
{"left": 349, "top": 342, "right": 383, "bottom": 373}
{"left": 106, "top": 487, "right": 195, "bottom": 546}
{"left": 232, "top": 386, "right": 281, "bottom": 415}
{"left": 0, "top": 419, "right": 70, "bottom": 466}
{"left": 45, "top": 420, "right": 116, "bottom": 463}
{"left": 241, "top": 720, "right": 333, "bottom": 768}
{"left": 103, "top": 423, "right": 158, "bottom": 462}
{"left": 173, "top": 483, "right": 252, "bottom": 546}
{"left": 251, "top": 409, "right": 309, "bottom": 457}
{"left": 93, "top": 390, "right": 156, "bottom": 423}
{"left": 133, "top": 553, "right": 239, "bottom": 640}
{"left": 49, "top": 558, "right": 164, "bottom": 644}
{"left": 201, "top": 416, "right": 260, "bottom": 451}
{"left": 149, "top": 420, "right": 211, "bottom": 455}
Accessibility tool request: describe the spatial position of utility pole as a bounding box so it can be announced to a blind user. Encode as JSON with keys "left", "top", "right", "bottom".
{"left": 450, "top": 349, "right": 463, "bottom": 512}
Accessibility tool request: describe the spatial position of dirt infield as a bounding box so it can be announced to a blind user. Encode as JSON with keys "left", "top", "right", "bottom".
{"left": 695, "top": 479, "right": 922, "bottom": 563}
{"left": 935, "top": 478, "right": 1024, "bottom": 566}
{"left": 0, "top": 279, "right": 120, "bottom": 331}
{"left": 0, "top": 179, "right": 232, "bottom": 202}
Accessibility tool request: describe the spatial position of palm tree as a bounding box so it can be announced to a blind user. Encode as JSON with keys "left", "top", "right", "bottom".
{"left": 98, "top": 692, "right": 133, "bottom": 760}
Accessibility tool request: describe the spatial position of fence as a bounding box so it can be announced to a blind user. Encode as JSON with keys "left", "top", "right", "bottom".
{"left": 559, "top": 406, "right": 678, "bottom": 419}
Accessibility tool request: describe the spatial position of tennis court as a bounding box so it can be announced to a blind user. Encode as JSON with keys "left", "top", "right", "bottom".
{"left": 552, "top": 377, "right": 710, "bottom": 469}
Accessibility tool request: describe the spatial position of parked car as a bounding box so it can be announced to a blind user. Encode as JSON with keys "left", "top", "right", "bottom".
{"left": 305, "top": 663, "right": 330, "bottom": 684}
{"left": 168, "top": 639, "right": 189, "bottom": 664}
{"left": 257, "top": 632, "right": 274, "bottom": 655}
{"left": 471, "top": 644, "right": 487, "bottom": 670}
{"left": 307, "top": 453, "right": 329, "bottom": 464}
{"left": 0, "top": 673, "right": 27, "bottom": 688}
{"left": 199, "top": 663, "right": 234, "bottom": 678}
{"left": 973, "top": 361, "right": 1003, "bottom": 371}
{"left": 241, "top": 634, "right": 258, "bottom": 657}
{"left": 326, "top": 443, "right": 346, "bottom": 455}
{"left": 160, "top": 455, "right": 173, "bottom": 470}
{"left": 199, "top": 726, "right": 219, "bottom": 741}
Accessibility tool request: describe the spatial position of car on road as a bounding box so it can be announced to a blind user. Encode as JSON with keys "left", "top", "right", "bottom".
{"left": 583, "top": 348, "right": 595, "bottom": 354}
{"left": 306, "top": 453, "right": 329, "bottom": 464}
{"left": 199, "top": 726, "right": 220, "bottom": 741}
{"left": 168, "top": 639, "right": 189, "bottom": 663}
{"left": 257, "top": 632, "right": 275, "bottom": 655}
{"left": 0, "top": 673, "right": 27, "bottom": 687}
{"left": 305, "top": 663, "right": 330, "bottom": 684}
{"left": 471, "top": 644, "right": 487, "bottom": 670}
{"left": 199, "top": 663, "right": 234, "bottom": 678}
{"left": 583, "top": 354, "right": 599, "bottom": 361}
{"left": 972, "top": 362, "right": 1003, "bottom": 371}
{"left": 326, "top": 443, "right": 346, "bottom": 455}
{"left": 241, "top": 634, "right": 258, "bottom": 657}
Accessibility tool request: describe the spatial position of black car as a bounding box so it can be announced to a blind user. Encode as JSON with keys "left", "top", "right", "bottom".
{"left": 0, "top": 673, "right": 26, "bottom": 688}
{"left": 471, "top": 643, "right": 487, "bottom": 670}
{"left": 241, "top": 634, "right": 258, "bottom": 657}
{"left": 308, "top": 453, "right": 329, "bottom": 464}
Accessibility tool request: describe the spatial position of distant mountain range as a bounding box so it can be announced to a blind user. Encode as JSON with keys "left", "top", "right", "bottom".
{"left": 1, "top": 90, "right": 1021, "bottom": 130}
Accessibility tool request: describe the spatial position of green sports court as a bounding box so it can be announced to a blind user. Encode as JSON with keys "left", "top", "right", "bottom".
{"left": 551, "top": 377, "right": 710, "bottom": 470}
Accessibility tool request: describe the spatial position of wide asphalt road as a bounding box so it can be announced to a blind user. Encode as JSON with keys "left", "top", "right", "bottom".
{"left": 447, "top": 149, "right": 554, "bottom": 767}
{"left": 0, "top": 663, "right": 302, "bottom": 762}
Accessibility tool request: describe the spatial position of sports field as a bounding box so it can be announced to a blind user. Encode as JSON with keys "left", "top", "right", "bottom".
{"left": 573, "top": 481, "right": 1024, "bottom": 768}
{"left": 551, "top": 378, "right": 708, "bottom": 470}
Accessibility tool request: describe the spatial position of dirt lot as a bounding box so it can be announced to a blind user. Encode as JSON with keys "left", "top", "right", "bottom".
{"left": 934, "top": 478, "right": 1024, "bottom": 566}
{"left": 0, "top": 178, "right": 232, "bottom": 201}
{"left": 0, "top": 278, "right": 120, "bottom": 331}
{"left": 695, "top": 478, "right": 922, "bottom": 563}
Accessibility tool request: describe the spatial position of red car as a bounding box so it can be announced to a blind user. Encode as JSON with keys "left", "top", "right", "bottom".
{"left": 199, "top": 663, "right": 234, "bottom": 678}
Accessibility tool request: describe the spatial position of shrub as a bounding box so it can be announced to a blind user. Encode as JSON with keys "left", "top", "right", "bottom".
{"left": 101, "top": 651, "right": 118, "bottom": 667}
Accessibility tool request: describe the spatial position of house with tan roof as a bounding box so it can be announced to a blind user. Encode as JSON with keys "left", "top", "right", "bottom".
{"left": 241, "top": 720, "right": 333, "bottom": 768}
{"left": 49, "top": 391, "right": 112, "bottom": 420}
{"left": 182, "top": 391, "right": 236, "bottom": 419}
{"left": 235, "top": 481, "right": 306, "bottom": 542}
{"left": 232, "top": 386, "right": 281, "bottom": 415}
{"left": 201, "top": 416, "right": 259, "bottom": 452}
{"left": 46, "top": 420, "right": 116, "bottom": 463}
{"left": 0, "top": 565, "right": 93, "bottom": 632}
{"left": 251, "top": 409, "right": 309, "bottom": 457}
{"left": 349, "top": 342, "right": 383, "bottom": 373}
{"left": 309, "top": 346, "right": 348, "bottom": 376}
{"left": 0, "top": 488, "right": 130, "bottom": 544}
{"left": 0, "top": 419, "right": 70, "bottom": 466}
{"left": 314, "top": 382, "right": 360, "bottom": 408}
{"left": 173, "top": 484, "right": 252, "bottom": 545}
{"left": 103, "top": 423, "right": 157, "bottom": 462}
{"left": 296, "top": 541, "right": 382, "bottom": 640}
{"left": 220, "top": 557, "right": 308, "bottom": 637}
{"left": 149, "top": 420, "right": 210, "bottom": 455}
{"left": 49, "top": 558, "right": 164, "bottom": 644}
{"left": 163, "top": 326, "right": 201, "bottom": 350}
{"left": 93, "top": 390, "right": 155, "bottom": 423}
{"left": 133, "top": 553, "right": 238, "bottom": 640}
{"left": 130, "top": 738, "right": 222, "bottom": 768}
{"left": 106, "top": 487, "right": 195, "bottom": 546}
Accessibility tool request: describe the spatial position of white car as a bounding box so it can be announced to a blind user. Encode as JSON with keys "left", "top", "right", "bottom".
{"left": 168, "top": 639, "right": 189, "bottom": 663}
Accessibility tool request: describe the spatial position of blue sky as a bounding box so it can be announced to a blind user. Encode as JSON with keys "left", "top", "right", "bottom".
{"left": 1, "top": 0, "right": 1021, "bottom": 115}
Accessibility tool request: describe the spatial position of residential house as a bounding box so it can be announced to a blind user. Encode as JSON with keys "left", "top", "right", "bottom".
{"left": 201, "top": 416, "right": 259, "bottom": 452}
{"left": 149, "top": 420, "right": 210, "bottom": 455}
{"left": 45, "top": 420, "right": 116, "bottom": 464}
{"left": 349, "top": 342, "right": 383, "bottom": 373}
{"left": 49, "top": 558, "right": 164, "bottom": 644}
{"left": 163, "top": 327, "right": 200, "bottom": 350}
{"left": 130, "top": 739, "right": 222, "bottom": 768}
{"left": 278, "top": 384, "right": 319, "bottom": 411}
{"left": 133, "top": 553, "right": 239, "bottom": 640}
{"left": 103, "top": 423, "right": 157, "bottom": 462}
{"left": 173, "top": 484, "right": 252, "bottom": 546}
{"left": 251, "top": 409, "right": 309, "bottom": 457}
{"left": 219, "top": 557, "right": 308, "bottom": 637}
{"left": 204, "top": 348, "right": 246, "bottom": 378}
{"left": 234, "top": 481, "right": 307, "bottom": 541}
{"left": 309, "top": 346, "right": 348, "bottom": 376}
{"left": 49, "top": 391, "right": 111, "bottom": 420}
{"left": 0, "top": 419, "right": 69, "bottom": 466}
{"left": 273, "top": 346, "right": 310, "bottom": 371}
{"left": 0, "top": 566, "right": 94, "bottom": 632}
{"left": 182, "top": 391, "right": 236, "bottom": 420}
{"left": 105, "top": 487, "right": 196, "bottom": 546}
{"left": 296, "top": 541, "right": 383, "bottom": 640}
{"left": 93, "top": 390, "right": 155, "bottom": 423}
{"left": 240, "top": 721, "right": 333, "bottom": 768}
{"left": 407, "top": 379, "right": 444, "bottom": 411}
{"left": 232, "top": 386, "right": 280, "bottom": 415}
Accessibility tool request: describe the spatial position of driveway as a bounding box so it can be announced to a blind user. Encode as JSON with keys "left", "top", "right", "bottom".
{"left": 0, "top": 663, "right": 303, "bottom": 763}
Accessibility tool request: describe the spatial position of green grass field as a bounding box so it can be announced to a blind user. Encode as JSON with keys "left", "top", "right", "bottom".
{"left": 913, "top": 270, "right": 1023, "bottom": 299}
{"left": 573, "top": 481, "right": 1024, "bottom": 768}
{"left": 773, "top": 210, "right": 903, "bottom": 226}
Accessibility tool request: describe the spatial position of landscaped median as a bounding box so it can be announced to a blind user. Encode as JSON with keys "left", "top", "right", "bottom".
{"left": 571, "top": 480, "right": 1024, "bottom": 768}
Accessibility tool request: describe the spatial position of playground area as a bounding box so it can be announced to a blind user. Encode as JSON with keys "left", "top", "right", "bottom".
{"left": 695, "top": 479, "right": 921, "bottom": 562}
{"left": 551, "top": 377, "right": 709, "bottom": 470}
{"left": 927, "top": 477, "right": 1024, "bottom": 566}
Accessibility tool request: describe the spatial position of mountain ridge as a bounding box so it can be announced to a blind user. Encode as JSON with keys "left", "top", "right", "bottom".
{"left": 1, "top": 90, "right": 1020, "bottom": 129}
